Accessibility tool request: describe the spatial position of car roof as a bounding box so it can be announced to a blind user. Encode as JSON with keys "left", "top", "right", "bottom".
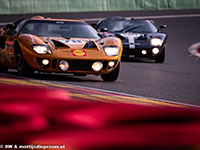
{"left": 26, "top": 16, "right": 85, "bottom": 23}
{"left": 108, "top": 16, "right": 126, "bottom": 20}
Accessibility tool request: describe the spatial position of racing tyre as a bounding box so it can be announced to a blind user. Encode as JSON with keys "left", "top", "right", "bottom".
{"left": 0, "top": 64, "right": 8, "bottom": 72}
{"left": 15, "top": 44, "right": 34, "bottom": 76}
{"left": 155, "top": 48, "right": 165, "bottom": 63}
{"left": 101, "top": 62, "right": 120, "bottom": 82}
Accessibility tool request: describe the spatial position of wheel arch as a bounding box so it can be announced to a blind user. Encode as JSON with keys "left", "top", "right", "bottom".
{"left": 0, "top": 36, "right": 6, "bottom": 49}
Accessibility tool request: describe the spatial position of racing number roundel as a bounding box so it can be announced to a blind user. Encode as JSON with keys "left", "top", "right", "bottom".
{"left": 71, "top": 49, "right": 87, "bottom": 56}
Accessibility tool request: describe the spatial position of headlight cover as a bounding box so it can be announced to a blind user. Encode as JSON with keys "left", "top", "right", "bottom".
{"left": 103, "top": 46, "right": 120, "bottom": 56}
{"left": 151, "top": 38, "right": 162, "bottom": 46}
{"left": 32, "top": 44, "right": 52, "bottom": 54}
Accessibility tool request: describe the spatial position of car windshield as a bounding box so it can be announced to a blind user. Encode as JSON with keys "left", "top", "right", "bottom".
{"left": 19, "top": 20, "right": 100, "bottom": 39}
{"left": 100, "top": 19, "right": 158, "bottom": 33}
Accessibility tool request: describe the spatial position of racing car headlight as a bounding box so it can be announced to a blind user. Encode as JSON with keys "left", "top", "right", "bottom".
{"left": 151, "top": 38, "right": 162, "bottom": 46}
{"left": 103, "top": 46, "right": 120, "bottom": 56}
{"left": 32, "top": 45, "right": 52, "bottom": 54}
{"left": 92, "top": 61, "right": 103, "bottom": 72}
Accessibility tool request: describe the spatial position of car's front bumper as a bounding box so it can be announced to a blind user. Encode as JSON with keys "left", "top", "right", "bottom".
{"left": 122, "top": 47, "right": 165, "bottom": 59}
{"left": 23, "top": 51, "right": 120, "bottom": 75}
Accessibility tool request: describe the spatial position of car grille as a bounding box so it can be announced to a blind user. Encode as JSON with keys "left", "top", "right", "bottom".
{"left": 38, "top": 58, "right": 108, "bottom": 71}
{"left": 64, "top": 60, "right": 107, "bottom": 71}
{"left": 52, "top": 59, "right": 57, "bottom": 69}
{"left": 123, "top": 48, "right": 153, "bottom": 57}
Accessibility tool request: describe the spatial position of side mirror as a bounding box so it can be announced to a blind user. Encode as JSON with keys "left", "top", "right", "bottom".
{"left": 158, "top": 25, "right": 167, "bottom": 32}
{"left": 160, "top": 25, "right": 167, "bottom": 29}
{"left": 6, "top": 24, "right": 14, "bottom": 28}
{"left": 100, "top": 28, "right": 108, "bottom": 32}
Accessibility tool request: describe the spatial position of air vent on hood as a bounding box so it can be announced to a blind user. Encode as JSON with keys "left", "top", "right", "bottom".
{"left": 51, "top": 40, "right": 70, "bottom": 48}
{"left": 84, "top": 41, "right": 97, "bottom": 48}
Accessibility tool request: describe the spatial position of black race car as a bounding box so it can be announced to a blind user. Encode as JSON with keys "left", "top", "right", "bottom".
{"left": 93, "top": 16, "right": 167, "bottom": 63}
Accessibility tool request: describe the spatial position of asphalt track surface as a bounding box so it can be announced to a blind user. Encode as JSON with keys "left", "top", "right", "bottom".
{"left": 0, "top": 9, "right": 200, "bottom": 105}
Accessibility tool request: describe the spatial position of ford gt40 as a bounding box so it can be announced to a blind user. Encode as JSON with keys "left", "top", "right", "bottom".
{"left": 93, "top": 16, "right": 167, "bottom": 63}
{"left": 0, "top": 16, "right": 123, "bottom": 81}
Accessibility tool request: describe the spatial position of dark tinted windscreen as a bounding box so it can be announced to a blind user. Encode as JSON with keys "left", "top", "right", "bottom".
{"left": 99, "top": 19, "right": 158, "bottom": 33}
{"left": 19, "top": 20, "right": 99, "bottom": 38}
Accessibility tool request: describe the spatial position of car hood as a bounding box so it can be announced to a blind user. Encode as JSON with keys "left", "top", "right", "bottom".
{"left": 40, "top": 37, "right": 98, "bottom": 49}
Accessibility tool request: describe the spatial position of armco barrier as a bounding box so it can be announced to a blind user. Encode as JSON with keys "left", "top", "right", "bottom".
{"left": 0, "top": 0, "right": 200, "bottom": 15}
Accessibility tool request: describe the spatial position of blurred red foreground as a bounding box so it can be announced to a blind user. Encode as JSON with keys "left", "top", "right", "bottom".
{"left": 0, "top": 84, "right": 200, "bottom": 150}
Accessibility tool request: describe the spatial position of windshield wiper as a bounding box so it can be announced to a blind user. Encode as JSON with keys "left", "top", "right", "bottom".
{"left": 116, "top": 24, "right": 142, "bottom": 32}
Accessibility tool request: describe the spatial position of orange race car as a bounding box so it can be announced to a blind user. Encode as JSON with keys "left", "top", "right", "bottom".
{"left": 0, "top": 16, "right": 122, "bottom": 81}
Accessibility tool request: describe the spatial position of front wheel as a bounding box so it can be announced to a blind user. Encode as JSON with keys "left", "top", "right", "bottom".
{"left": 15, "top": 44, "right": 34, "bottom": 76}
{"left": 101, "top": 62, "right": 120, "bottom": 82}
{"left": 155, "top": 48, "right": 165, "bottom": 63}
